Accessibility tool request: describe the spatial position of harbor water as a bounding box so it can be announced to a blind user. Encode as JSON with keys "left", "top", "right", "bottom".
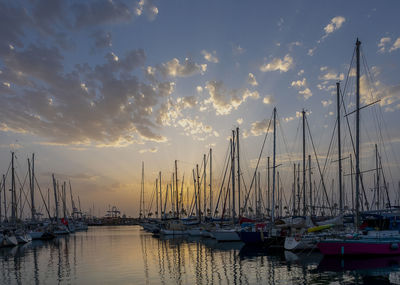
{"left": 1, "top": 226, "right": 400, "bottom": 284}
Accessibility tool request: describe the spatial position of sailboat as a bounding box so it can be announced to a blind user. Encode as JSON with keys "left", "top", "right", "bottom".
{"left": 317, "top": 39, "right": 400, "bottom": 256}
{"left": 285, "top": 83, "right": 346, "bottom": 252}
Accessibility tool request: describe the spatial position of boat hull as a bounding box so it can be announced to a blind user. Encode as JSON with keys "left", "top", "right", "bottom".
{"left": 284, "top": 236, "right": 317, "bottom": 251}
{"left": 160, "top": 229, "right": 187, "bottom": 235}
{"left": 16, "top": 234, "right": 32, "bottom": 244}
{"left": 318, "top": 240, "right": 400, "bottom": 256}
{"left": 239, "top": 231, "right": 269, "bottom": 244}
{"left": 212, "top": 230, "right": 240, "bottom": 242}
{"left": 187, "top": 228, "right": 202, "bottom": 236}
{"left": 3, "top": 235, "right": 18, "bottom": 247}
{"left": 29, "top": 231, "right": 44, "bottom": 240}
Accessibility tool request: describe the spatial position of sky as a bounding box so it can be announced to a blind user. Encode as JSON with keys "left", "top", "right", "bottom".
{"left": 1, "top": 0, "right": 400, "bottom": 218}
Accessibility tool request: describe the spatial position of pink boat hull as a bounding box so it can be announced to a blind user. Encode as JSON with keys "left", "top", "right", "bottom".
{"left": 318, "top": 240, "right": 400, "bottom": 255}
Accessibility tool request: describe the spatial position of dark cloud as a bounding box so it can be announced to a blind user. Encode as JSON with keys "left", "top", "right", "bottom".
{"left": 0, "top": 44, "right": 167, "bottom": 145}
{"left": 32, "top": 0, "right": 71, "bottom": 34}
{"left": 72, "top": 0, "right": 133, "bottom": 28}
{"left": 91, "top": 30, "right": 112, "bottom": 52}
{"left": 0, "top": 2, "right": 31, "bottom": 54}
{"left": 0, "top": 1, "right": 167, "bottom": 146}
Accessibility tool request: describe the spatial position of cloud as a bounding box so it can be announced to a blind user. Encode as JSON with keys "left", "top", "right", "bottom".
{"left": 139, "top": 147, "right": 158, "bottom": 153}
{"left": 263, "top": 96, "right": 273, "bottom": 104}
{"left": 317, "top": 68, "right": 343, "bottom": 94}
{"left": 309, "top": 16, "right": 345, "bottom": 56}
{"left": 177, "top": 117, "right": 216, "bottom": 141}
{"left": 0, "top": 143, "right": 22, "bottom": 149}
{"left": 283, "top": 116, "right": 294, "bottom": 122}
{"left": 277, "top": 18, "right": 284, "bottom": 30}
{"left": 205, "top": 81, "right": 259, "bottom": 115}
{"left": 0, "top": 43, "right": 173, "bottom": 146}
{"left": 322, "top": 16, "right": 346, "bottom": 39}
{"left": 135, "top": 0, "right": 159, "bottom": 20}
{"left": 244, "top": 118, "right": 272, "bottom": 137}
{"left": 318, "top": 67, "right": 344, "bottom": 82}
{"left": 157, "top": 58, "right": 207, "bottom": 78}
{"left": 378, "top": 37, "right": 391, "bottom": 53}
{"left": 73, "top": 0, "right": 134, "bottom": 28}
{"left": 201, "top": 50, "right": 219, "bottom": 63}
{"left": 156, "top": 96, "right": 197, "bottom": 126}
{"left": 232, "top": 44, "right": 245, "bottom": 55}
{"left": 299, "top": 88, "right": 312, "bottom": 100}
{"left": 321, "top": 99, "right": 333, "bottom": 107}
{"left": 389, "top": 37, "right": 400, "bottom": 52}
{"left": 291, "top": 78, "right": 312, "bottom": 100}
{"left": 359, "top": 73, "right": 400, "bottom": 110}
{"left": 308, "top": 47, "right": 316, "bottom": 56}
{"left": 91, "top": 30, "right": 112, "bottom": 51}
{"left": 247, "top": 73, "right": 258, "bottom": 86}
{"left": 291, "top": 78, "right": 306, "bottom": 88}
{"left": 288, "top": 41, "right": 302, "bottom": 50}
{"left": 260, "top": 54, "right": 294, "bottom": 73}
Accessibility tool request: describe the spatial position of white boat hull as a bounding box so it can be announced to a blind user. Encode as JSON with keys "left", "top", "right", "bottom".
{"left": 160, "top": 229, "right": 187, "bottom": 235}
{"left": 3, "top": 235, "right": 18, "bottom": 247}
{"left": 284, "top": 236, "right": 318, "bottom": 251}
{"left": 16, "top": 234, "right": 32, "bottom": 244}
{"left": 29, "top": 231, "right": 44, "bottom": 240}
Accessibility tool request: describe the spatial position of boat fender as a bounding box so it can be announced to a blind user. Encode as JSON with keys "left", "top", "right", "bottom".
{"left": 391, "top": 243, "right": 399, "bottom": 250}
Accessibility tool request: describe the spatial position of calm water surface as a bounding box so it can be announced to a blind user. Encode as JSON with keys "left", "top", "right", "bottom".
{"left": 1, "top": 226, "right": 400, "bottom": 284}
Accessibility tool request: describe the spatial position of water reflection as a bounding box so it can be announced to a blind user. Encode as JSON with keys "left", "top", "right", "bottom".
{"left": 0, "top": 226, "right": 400, "bottom": 284}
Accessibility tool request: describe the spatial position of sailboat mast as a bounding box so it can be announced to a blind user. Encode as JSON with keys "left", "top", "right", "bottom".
{"left": 193, "top": 169, "right": 198, "bottom": 220}
{"left": 293, "top": 163, "right": 296, "bottom": 215}
{"left": 337, "top": 82, "right": 343, "bottom": 213}
{"left": 28, "top": 158, "right": 32, "bottom": 219}
{"left": 209, "top": 148, "right": 212, "bottom": 217}
{"left": 375, "top": 144, "right": 380, "bottom": 210}
{"left": 63, "top": 181, "right": 67, "bottom": 219}
{"left": 69, "top": 181, "right": 75, "bottom": 218}
{"left": 231, "top": 130, "right": 236, "bottom": 221}
{"left": 302, "top": 109, "right": 306, "bottom": 216}
{"left": 1, "top": 174, "right": 4, "bottom": 222}
{"left": 355, "top": 38, "right": 361, "bottom": 228}
{"left": 309, "top": 155, "right": 312, "bottom": 216}
{"left": 155, "top": 178, "right": 158, "bottom": 218}
{"left": 236, "top": 128, "right": 240, "bottom": 218}
{"left": 159, "top": 171, "right": 162, "bottom": 219}
{"left": 255, "top": 167, "right": 257, "bottom": 217}
{"left": 196, "top": 164, "right": 201, "bottom": 221}
{"left": 267, "top": 156, "right": 270, "bottom": 216}
{"left": 203, "top": 155, "right": 206, "bottom": 218}
{"left": 11, "top": 152, "right": 16, "bottom": 223}
{"left": 52, "top": 174, "right": 58, "bottom": 221}
{"left": 271, "top": 107, "right": 276, "bottom": 223}
{"left": 175, "top": 160, "right": 179, "bottom": 218}
{"left": 31, "top": 154, "right": 36, "bottom": 221}
{"left": 277, "top": 171, "right": 280, "bottom": 217}
{"left": 141, "top": 162, "right": 145, "bottom": 218}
